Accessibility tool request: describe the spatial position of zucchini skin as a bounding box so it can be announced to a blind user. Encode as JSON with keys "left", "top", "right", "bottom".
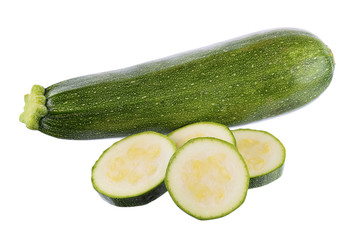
{"left": 96, "top": 181, "right": 167, "bottom": 207}
{"left": 249, "top": 164, "right": 284, "bottom": 189}
{"left": 23, "top": 28, "right": 334, "bottom": 139}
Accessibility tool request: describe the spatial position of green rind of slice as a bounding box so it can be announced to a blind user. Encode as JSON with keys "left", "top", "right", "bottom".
{"left": 249, "top": 164, "right": 284, "bottom": 189}
{"left": 97, "top": 181, "right": 167, "bottom": 207}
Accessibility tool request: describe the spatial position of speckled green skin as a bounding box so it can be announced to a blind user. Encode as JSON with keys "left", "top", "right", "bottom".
{"left": 24, "top": 28, "right": 334, "bottom": 139}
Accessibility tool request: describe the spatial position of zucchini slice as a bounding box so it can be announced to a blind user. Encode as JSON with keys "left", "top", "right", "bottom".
{"left": 168, "top": 122, "right": 236, "bottom": 148}
{"left": 232, "top": 129, "right": 285, "bottom": 188}
{"left": 91, "top": 131, "right": 176, "bottom": 207}
{"left": 165, "top": 137, "right": 249, "bottom": 220}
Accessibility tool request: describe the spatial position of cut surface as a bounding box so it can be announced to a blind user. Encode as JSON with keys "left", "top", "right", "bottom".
{"left": 232, "top": 129, "right": 285, "bottom": 188}
{"left": 168, "top": 122, "right": 236, "bottom": 148}
{"left": 92, "top": 131, "right": 176, "bottom": 203}
{"left": 165, "top": 137, "right": 249, "bottom": 220}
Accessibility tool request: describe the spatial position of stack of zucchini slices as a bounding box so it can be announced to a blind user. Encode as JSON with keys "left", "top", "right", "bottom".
{"left": 91, "top": 122, "right": 285, "bottom": 220}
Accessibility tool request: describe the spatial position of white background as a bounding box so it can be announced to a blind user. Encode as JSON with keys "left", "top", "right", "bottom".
{"left": 1, "top": 0, "right": 354, "bottom": 239}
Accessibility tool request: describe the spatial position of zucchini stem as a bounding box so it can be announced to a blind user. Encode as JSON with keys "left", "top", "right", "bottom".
{"left": 19, "top": 85, "right": 48, "bottom": 130}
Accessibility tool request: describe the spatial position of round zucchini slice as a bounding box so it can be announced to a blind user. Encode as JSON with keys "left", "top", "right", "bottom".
{"left": 232, "top": 129, "right": 286, "bottom": 188}
{"left": 167, "top": 122, "right": 236, "bottom": 148}
{"left": 91, "top": 131, "right": 176, "bottom": 207}
{"left": 165, "top": 137, "right": 249, "bottom": 220}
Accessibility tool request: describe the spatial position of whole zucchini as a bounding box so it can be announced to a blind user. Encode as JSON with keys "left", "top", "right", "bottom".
{"left": 20, "top": 28, "right": 335, "bottom": 139}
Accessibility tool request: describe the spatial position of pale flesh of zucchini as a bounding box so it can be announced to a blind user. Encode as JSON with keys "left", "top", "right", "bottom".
{"left": 92, "top": 131, "right": 176, "bottom": 206}
{"left": 165, "top": 137, "right": 249, "bottom": 220}
{"left": 167, "top": 122, "right": 236, "bottom": 148}
{"left": 232, "top": 129, "right": 285, "bottom": 188}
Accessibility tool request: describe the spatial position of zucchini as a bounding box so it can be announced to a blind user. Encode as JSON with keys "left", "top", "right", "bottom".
{"left": 20, "top": 28, "right": 334, "bottom": 139}
{"left": 167, "top": 122, "right": 236, "bottom": 148}
{"left": 91, "top": 131, "right": 176, "bottom": 207}
{"left": 232, "top": 129, "right": 285, "bottom": 188}
{"left": 165, "top": 137, "right": 249, "bottom": 220}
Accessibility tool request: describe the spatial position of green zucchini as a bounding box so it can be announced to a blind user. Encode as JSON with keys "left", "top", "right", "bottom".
{"left": 165, "top": 137, "right": 249, "bottom": 220}
{"left": 91, "top": 131, "right": 176, "bottom": 207}
{"left": 20, "top": 28, "right": 334, "bottom": 139}
{"left": 167, "top": 122, "right": 236, "bottom": 148}
{"left": 232, "top": 129, "right": 285, "bottom": 188}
